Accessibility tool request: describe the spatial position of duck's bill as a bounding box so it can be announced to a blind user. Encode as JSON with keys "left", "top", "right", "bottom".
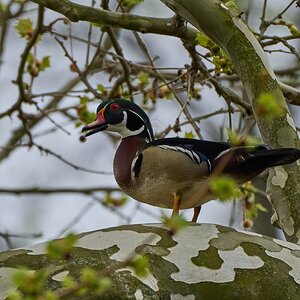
{"left": 81, "top": 120, "right": 108, "bottom": 137}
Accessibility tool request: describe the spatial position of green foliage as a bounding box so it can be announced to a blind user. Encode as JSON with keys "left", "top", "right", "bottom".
{"left": 241, "top": 182, "right": 268, "bottom": 229}
{"left": 256, "top": 93, "right": 284, "bottom": 119}
{"left": 97, "top": 84, "right": 108, "bottom": 96}
{"left": 161, "top": 213, "right": 188, "bottom": 235}
{"left": 77, "top": 97, "right": 97, "bottom": 125}
{"left": 46, "top": 233, "right": 78, "bottom": 260}
{"left": 184, "top": 131, "right": 195, "bottom": 139}
{"left": 39, "top": 56, "right": 51, "bottom": 71}
{"left": 80, "top": 267, "right": 112, "bottom": 295}
{"left": 92, "top": 22, "right": 105, "bottom": 30}
{"left": 288, "top": 24, "right": 300, "bottom": 37}
{"left": 15, "top": 18, "right": 33, "bottom": 39}
{"left": 7, "top": 290, "right": 22, "bottom": 300}
{"left": 212, "top": 53, "right": 233, "bottom": 76}
{"left": 227, "top": 129, "right": 261, "bottom": 147}
{"left": 62, "top": 274, "right": 76, "bottom": 288}
{"left": 137, "top": 71, "right": 149, "bottom": 87}
{"left": 26, "top": 54, "right": 51, "bottom": 77}
{"left": 121, "top": 0, "right": 144, "bottom": 8}
{"left": 196, "top": 33, "right": 233, "bottom": 76}
{"left": 130, "top": 255, "right": 149, "bottom": 277}
{"left": 103, "top": 193, "right": 128, "bottom": 207}
{"left": 7, "top": 233, "right": 113, "bottom": 298}
{"left": 209, "top": 176, "right": 240, "bottom": 201}
{"left": 43, "top": 291, "right": 59, "bottom": 300}
{"left": 196, "top": 33, "right": 210, "bottom": 48}
{"left": 8, "top": 268, "right": 50, "bottom": 299}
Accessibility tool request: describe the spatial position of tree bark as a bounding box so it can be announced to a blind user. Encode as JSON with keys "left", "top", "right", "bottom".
{"left": 1, "top": 224, "right": 299, "bottom": 299}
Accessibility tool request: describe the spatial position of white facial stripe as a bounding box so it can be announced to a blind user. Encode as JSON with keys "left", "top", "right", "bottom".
{"left": 108, "top": 111, "right": 144, "bottom": 138}
{"left": 127, "top": 109, "right": 153, "bottom": 141}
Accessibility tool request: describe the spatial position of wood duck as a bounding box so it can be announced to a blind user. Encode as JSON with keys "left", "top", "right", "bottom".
{"left": 82, "top": 99, "right": 300, "bottom": 222}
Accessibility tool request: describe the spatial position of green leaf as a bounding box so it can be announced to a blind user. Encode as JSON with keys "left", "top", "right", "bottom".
{"left": 137, "top": 72, "right": 149, "bottom": 86}
{"left": 7, "top": 290, "right": 22, "bottom": 300}
{"left": 196, "top": 33, "right": 210, "bottom": 47}
{"left": 44, "top": 291, "right": 59, "bottom": 300}
{"left": 40, "top": 56, "right": 51, "bottom": 71}
{"left": 95, "top": 278, "right": 112, "bottom": 295}
{"left": 161, "top": 213, "right": 188, "bottom": 235}
{"left": 12, "top": 269, "right": 48, "bottom": 294}
{"left": 97, "top": 84, "right": 105, "bottom": 92}
{"left": 289, "top": 25, "right": 300, "bottom": 37}
{"left": 227, "top": 129, "right": 261, "bottom": 147}
{"left": 184, "top": 131, "right": 195, "bottom": 139}
{"left": 131, "top": 255, "right": 149, "bottom": 277}
{"left": 80, "top": 96, "right": 90, "bottom": 105}
{"left": 15, "top": 18, "right": 33, "bottom": 39}
{"left": 209, "top": 176, "right": 240, "bottom": 201}
{"left": 63, "top": 275, "right": 76, "bottom": 288}
{"left": 256, "top": 93, "right": 283, "bottom": 118}
{"left": 85, "top": 112, "right": 96, "bottom": 124}
{"left": 46, "top": 233, "right": 78, "bottom": 259}
{"left": 103, "top": 193, "right": 128, "bottom": 207}
{"left": 77, "top": 103, "right": 96, "bottom": 124}
{"left": 80, "top": 268, "right": 112, "bottom": 294}
{"left": 81, "top": 267, "right": 98, "bottom": 287}
{"left": 26, "top": 52, "right": 34, "bottom": 64}
{"left": 12, "top": 268, "right": 34, "bottom": 287}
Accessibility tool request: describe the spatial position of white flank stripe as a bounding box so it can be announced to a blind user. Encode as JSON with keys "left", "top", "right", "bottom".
{"left": 158, "top": 145, "right": 202, "bottom": 165}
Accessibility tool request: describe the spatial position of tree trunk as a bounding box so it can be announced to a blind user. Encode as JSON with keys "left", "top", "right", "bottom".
{"left": 1, "top": 224, "right": 299, "bottom": 299}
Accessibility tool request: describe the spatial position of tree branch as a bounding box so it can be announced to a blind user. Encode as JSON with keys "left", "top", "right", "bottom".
{"left": 30, "top": 0, "right": 198, "bottom": 41}
{"left": 0, "top": 186, "right": 119, "bottom": 194}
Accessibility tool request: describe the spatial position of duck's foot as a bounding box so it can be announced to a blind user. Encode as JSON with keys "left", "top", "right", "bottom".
{"left": 191, "top": 206, "right": 202, "bottom": 223}
{"left": 171, "top": 192, "right": 181, "bottom": 217}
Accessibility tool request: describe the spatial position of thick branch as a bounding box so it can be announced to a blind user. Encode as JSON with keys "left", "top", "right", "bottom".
{"left": 30, "top": 0, "right": 198, "bottom": 40}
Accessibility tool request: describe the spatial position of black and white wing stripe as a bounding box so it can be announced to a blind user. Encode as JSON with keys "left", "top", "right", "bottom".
{"left": 157, "top": 145, "right": 201, "bottom": 164}
{"left": 157, "top": 145, "right": 212, "bottom": 172}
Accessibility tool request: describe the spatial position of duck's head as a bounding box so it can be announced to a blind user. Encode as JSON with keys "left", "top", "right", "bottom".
{"left": 82, "top": 99, "right": 154, "bottom": 141}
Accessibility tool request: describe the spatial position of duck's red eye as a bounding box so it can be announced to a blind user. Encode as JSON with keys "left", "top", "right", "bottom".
{"left": 110, "top": 103, "right": 120, "bottom": 111}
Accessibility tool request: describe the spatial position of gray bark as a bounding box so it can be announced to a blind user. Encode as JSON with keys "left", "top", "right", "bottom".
{"left": 1, "top": 224, "right": 299, "bottom": 299}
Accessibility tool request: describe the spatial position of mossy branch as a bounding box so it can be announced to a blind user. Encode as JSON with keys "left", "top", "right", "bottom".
{"left": 30, "top": 0, "right": 198, "bottom": 40}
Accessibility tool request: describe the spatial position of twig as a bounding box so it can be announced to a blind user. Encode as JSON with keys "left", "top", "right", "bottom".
{"left": 0, "top": 186, "right": 119, "bottom": 194}
{"left": 269, "top": 0, "right": 297, "bottom": 22}
{"left": 0, "top": 142, "right": 113, "bottom": 175}
{"left": 104, "top": 26, "right": 133, "bottom": 98}
{"left": 55, "top": 36, "right": 102, "bottom": 99}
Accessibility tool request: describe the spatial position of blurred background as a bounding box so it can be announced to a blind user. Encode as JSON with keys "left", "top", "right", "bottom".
{"left": 0, "top": 0, "right": 299, "bottom": 250}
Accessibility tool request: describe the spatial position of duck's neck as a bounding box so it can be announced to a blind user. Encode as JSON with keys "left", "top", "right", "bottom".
{"left": 113, "top": 135, "right": 146, "bottom": 190}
